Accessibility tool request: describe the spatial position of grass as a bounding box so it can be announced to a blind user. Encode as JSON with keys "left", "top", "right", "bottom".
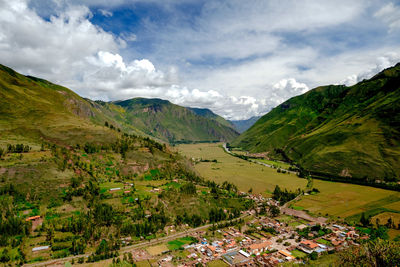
{"left": 371, "top": 212, "right": 400, "bottom": 227}
{"left": 207, "top": 259, "right": 229, "bottom": 267}
{"left": 135, "top": 260, "right": 152, "bottom": 267}
{"left": 316, "top": 238, "right": 332, "bottom": 246}
{"left": 178, "top": 143, "right": 400, "bottom": 219}
{"left": 255, "top": 158, "right": 292, "bottom": 170}
{"left": 146, "top": 244, "right": 169, "bottom": 256}
{"left": 167, "top": 236, "right": 196, "bottom": 251}
{"left": 177, "top": 143, "right": 306, "bottom": 194}
{"left": 290, "top": 249, "right": 307, "bottom": 259}
{"left": 307, "top": 253, "right": 339, "bottom": 267}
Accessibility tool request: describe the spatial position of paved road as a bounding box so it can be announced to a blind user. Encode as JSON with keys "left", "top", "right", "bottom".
{"left": 25, "top": 214, "right": 249, "bottom": 267}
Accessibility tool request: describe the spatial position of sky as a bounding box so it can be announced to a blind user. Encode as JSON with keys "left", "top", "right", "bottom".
{"left": 1, "top": 0, "right": 400, "bottom": 119}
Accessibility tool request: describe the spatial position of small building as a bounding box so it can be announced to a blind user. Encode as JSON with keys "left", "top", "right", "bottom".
{"left": 109, "top": 187, "right": 121, "bottom": 192}
{"left": 32, "top": 246, "right": 50, "bottom": 252}
{"left": 247, "top": 240, "right": 272, "bottom": 255}
{"left": 278, "top": 250, "right": 295, "bottom": 261}
{"left": 25, "top": 215, "right": 41, "bottom": 222}
{"left": 298, "top": 240, "right": 319, "bottom": 254}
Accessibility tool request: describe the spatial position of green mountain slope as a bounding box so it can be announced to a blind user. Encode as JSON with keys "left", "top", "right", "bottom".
{"left": 188, "top": 107, "right": 236, "bottom": 129}
{"left": 0, "top": 64, "right": 126, "bottom": 145}
{"left": 0, "top": 64, "right": 238, "bottom": 145}
{"left": 233, "top": 63, "right": 400, "bottom": 182}
{"left": 112, "top": 98, "right": 239, "bottom": 144}
{"left": 229, "top": 116, "right": 261, "bottom": 133}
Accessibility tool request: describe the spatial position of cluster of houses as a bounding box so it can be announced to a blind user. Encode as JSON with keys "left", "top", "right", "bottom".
{"left": 156, "top": 216, "right": 366, "bottom": 266}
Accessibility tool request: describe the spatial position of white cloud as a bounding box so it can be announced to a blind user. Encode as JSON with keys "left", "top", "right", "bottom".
{"left": 339, "top": 52, "right": 400, "bottom": 85}
{"left": 375, "top": 2, "right": 400, "bottom": 32}
{"left": 98, "top": 8, "right": 112, "bottom": 17}
{"left": 1, "top": 0, "right": 400, "bottom": 120}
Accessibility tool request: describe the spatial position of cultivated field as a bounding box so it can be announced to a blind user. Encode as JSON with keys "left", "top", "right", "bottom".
{"left": 177, "top": 143, "right": 400, "bottom": 220}
{"left": 177, "top": 143, "right": 306, "bottom": 194}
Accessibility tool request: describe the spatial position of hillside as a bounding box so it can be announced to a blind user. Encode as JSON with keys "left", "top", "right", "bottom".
{"left": 111, "top": 98, "right": 239, "bottom": 144}
{"left": 0, "top": 65, "right": 248, "bottom": 265}
{"left": 188, "top": 107, "right": 236, "bottom": 129}
{"left": 233, "top": 63, "right": 400, "bottom": 182}
{"left": 0, "top": 64, "right": 128, "bottom": 146}
{"left": 229, "top": 116, "right": 261, "bottom": 133}
{"left": 0, "top": 64, "right": 238, "bottom": 145}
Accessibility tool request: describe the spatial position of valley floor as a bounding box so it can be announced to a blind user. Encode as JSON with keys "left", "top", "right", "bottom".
{"left": 177, "top": 143, "right": 400, "bottom": 224}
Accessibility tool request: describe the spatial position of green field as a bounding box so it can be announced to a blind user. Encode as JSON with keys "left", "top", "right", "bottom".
{"left": 178, "top": 143, "right": 400, "bottom": 219}
{"left": 290, "top": 249, "right": 307, "bottom": 259}
{"left": 207, "top": 259, "right": 229, "bottom": 267}
{"left": 177, "top": 143, "right": 306, "bottom": 195}
{"left": 254, "top": 158, "right": 292, "bottom": 170}
{"left": 167, "top": 236, "right": 197, "bottom": 250}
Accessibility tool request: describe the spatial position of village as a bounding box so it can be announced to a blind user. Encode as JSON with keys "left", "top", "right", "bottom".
{"left": 114, "top": 194, "right": 368, "bottom": 267}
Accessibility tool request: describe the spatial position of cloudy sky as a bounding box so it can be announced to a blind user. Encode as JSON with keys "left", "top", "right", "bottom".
{"left": 1, "top": 0, "right": 400, "bottom": 119}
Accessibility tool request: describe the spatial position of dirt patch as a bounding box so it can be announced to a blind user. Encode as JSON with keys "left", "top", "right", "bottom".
{"left": 281, "top": 207, "right": 327, "bottom": 224}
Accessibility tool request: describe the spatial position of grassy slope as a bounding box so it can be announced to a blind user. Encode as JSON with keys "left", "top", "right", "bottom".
{"left": 233, "top": 64, "right": 400, "bottom": 180}
{"left": 113, "top": 98, "right": 239, "bottom": 143}
{"left": 0, "top": 64, "right": 125, "bottom": 145}
{"left": 188, "top": 107, "right": 236, "bottom": 129}
{"left": 0, "top": 64, "right": 238, "bottom": 145}
{"left": 229, "top": 116, "right": 261, "bottom": 133}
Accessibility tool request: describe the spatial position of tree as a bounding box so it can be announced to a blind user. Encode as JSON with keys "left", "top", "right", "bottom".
{"left": 360, "top": 212, "right": 370, "bottom": 226}
{"left": 270, "top": 205, "right": 280, "bottom": 217}
{"left": 338, "top": 238, "right": 400, "bottom": 266}
{"left": 386, "top": 217, "right": 394, "bottom": 229}
{"left": 309, "top": 251, "right": 318, "bottom": 260}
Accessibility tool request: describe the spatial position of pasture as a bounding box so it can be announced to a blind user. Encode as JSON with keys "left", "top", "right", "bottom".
{"left": 177, "top": 143, "right": 400, "bottom": 219}
{"left": 177, "top": 143, "right": 306, "bottom": 194}
{"left": 146, "top": 244, "right": 169, "bottom": 256}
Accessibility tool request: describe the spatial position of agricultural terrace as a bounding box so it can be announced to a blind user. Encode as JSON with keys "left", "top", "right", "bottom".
{"left": 177, "top": 143, "right": 400, "bottom": 221}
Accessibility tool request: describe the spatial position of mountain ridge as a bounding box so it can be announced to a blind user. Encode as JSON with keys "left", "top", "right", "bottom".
{"left": 0, "top": 64, "right": 238, "bottom": 145}
{"left": 232, "top": 63, "right": 400, "bottom": 182}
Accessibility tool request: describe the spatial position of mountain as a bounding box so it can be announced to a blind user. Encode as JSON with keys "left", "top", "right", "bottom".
{"left": 110, "top": 98, "right": 239, "bottom": 144}
{"left": 0, "top": 64, "right": 238, "bottom": 145}
{"left": 229, "top": 116, "right": 261, "bottom": 133}
{"left": 188, "top": 107, "right": 236, "bottom": 129}
{"left": 0, "top": 64, "right": 127, "bottom": 145}
{"left": 233, "top": 63, "right": 400, "bottom": 182}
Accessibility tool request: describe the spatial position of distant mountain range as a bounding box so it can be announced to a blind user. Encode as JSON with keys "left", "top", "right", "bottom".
{"left": 229, "top": 116, "right": 261, "bottom": 133}
{"left": 0, "top": 64, "right": 238, "bottom": 145}
{"left": 106, "top": 98, "right": 239, "bottom": 144}
{"left": 233, "top": 63, "right": 400, "bottom": 182}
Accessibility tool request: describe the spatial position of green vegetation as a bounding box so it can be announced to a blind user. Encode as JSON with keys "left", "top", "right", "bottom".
{"left": 229, "top": 116, "right": 261, "bottom": 133}
{"left": 338, "top": 238, "right": 400, "bottom": 266}
{"left": 233, "top": 63, "right": 400, "bottom": 187}
{"left": 177, "top": 143, "right": 307, "bottom": 194}
{"left": 109, "top": 98, "right": 239, "bottom": 144}
{"left": 178, "top": 143, "right": 400, "bottom": 220}
{"left": 167, "top": 236, "right": 197, "bottom": 250}
{"left": 0, "top": 65, "right": 250, "bottom": 265}
{"left": 290, "top": 249, "right": 307, "bottom": 259}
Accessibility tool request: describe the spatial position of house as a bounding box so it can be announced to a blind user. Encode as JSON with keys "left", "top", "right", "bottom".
{"left": 247, "top": 240, "right": 272, "bottom": 255}
{"left": 25, "top": 215, "right": 41, "bottom": 222}
{"left": 298, "top": 240, "right": 319, "bottom": 253}
{"left": 32, "top": 246, "right": 49, "bottom": 252}
{"left": 278, "top": 250, "right": 295, "bottom": 261}
{"left": 109, "top": 187, "right": 121, "bottom": 192}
